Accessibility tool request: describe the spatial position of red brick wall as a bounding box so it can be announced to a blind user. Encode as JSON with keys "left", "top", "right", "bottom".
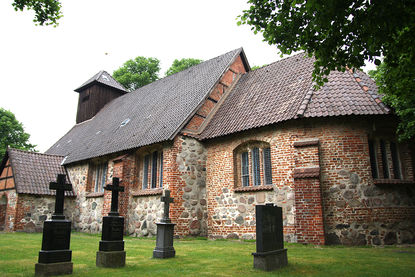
{"left": 163, "top": 136, "right": 188, "bottom": 235}
{"left": 13, "top": 194, "right": 28, "bottom": 231}
{"left": 101, "top": 155, "right": 135, "bottom": 234}
{"left": 0, "top": 190, "right": 18, "bottom": 232}
{"left": 0, "top": 196, "right": 5, "bottom": 230}
{"left": 293, "top": 140, "right": 325, "bottom": 245}
{"left": 294, "top": 179, "right": 325, "bottom": 244}
{"left": 205, "top": 117, "right": 415, "bottom": 245}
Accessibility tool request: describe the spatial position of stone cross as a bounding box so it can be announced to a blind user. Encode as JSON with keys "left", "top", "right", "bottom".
{"left": 161, "top": 190, "right": 174, "bottom": 223}
{"left": 49, "top": 174, "right": 72, "bottom": 220}
{"left": 105, "top": 177, "right": 124, "bottom": 216}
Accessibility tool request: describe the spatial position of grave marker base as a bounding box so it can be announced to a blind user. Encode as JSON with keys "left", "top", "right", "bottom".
{"left": 153, "top": 222, "right": 175, "bottom": 259}
{"left": 252, "top": 248, "right": 288, "bottom": 271}
{"left": 96, "top": 251, "right": 126, "bottom": 268}
{"left": 35, "top": 261, "right": 73, "bottom": 276}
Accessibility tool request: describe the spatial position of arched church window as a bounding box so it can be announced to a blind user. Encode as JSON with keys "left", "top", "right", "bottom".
{"left": 234, "top": 141, "right": 273, "bottom": 188}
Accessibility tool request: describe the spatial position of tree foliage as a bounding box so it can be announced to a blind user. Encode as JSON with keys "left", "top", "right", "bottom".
{"left": 165, "top": 58, "right": 203, "bottom": 76}
{"left": 251, "top": 64, "right": 267, "bottom": 70}
{"left": 0, "top": 108, "right": 36, "bottom": 158}
{"left": 369, "top": 57, "right": 415, "bottom": 141}
{"left": 113, "top": 57, "right": 161, "bottom": 91}
{"left": 12, "top": 0, "right": 62, "bottom": 26}
{"left": 239, "top": 0, "right": 415, "bottom": 140}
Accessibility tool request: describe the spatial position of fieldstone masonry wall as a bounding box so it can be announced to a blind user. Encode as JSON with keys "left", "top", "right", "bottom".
{"left": 66, "top": 163, "right": 104, "bottom": 233}
{"left": 175, "top": 136, "right": 208, "bottom": 236}
{"left": 15, "top": 195, "right": 76, "bottom": 232}
{"left": 127, "top": 195, "right": 163, "bottom": 237}
{"left": 0, "top": 190, "right": 76, "bottom": 232}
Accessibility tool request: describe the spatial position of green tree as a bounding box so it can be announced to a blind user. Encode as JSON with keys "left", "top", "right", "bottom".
{"left": 165, "top": 58, "right": 203, "bottom": 76}
{"left": 251, "top": 64, "right": 267, "bottom": 70}
{"left": 113, "top": 57, "right": 160, "bottom": 91}
{"left": 369, "top": 59, "right": 415, "bottom": 140}
{"left": 239, "top": 0, "right": 415, "bottom": 140}
{"left": 12, "top": 0, "right": 62, "bottom": 26}
{"left": 0, "top": 108, "right": 36, "bottom": 158}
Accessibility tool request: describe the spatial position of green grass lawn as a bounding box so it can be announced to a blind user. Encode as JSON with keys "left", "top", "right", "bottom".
{"left": 0, "top": 232, "right": 414, "bottom": 276}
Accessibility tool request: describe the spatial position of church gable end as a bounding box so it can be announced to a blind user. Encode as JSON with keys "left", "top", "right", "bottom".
{"left": 182, "top": 53, "right": 249, "bottom": 135}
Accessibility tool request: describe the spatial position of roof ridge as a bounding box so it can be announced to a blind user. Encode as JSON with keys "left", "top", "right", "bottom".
{"left": 347, "top": 68, "right": 390, "bottom": 113}
{"left": 96, "top": 70, "right": 105, "bottom": 81}
{"left": 8, "top": 147, "right": 65, "bottom": 158}
{"left": 296, "top": 81, "right": 316, "bottom": 118}
{"left": 102, "top": 70, "right": 127, "bottom": 91}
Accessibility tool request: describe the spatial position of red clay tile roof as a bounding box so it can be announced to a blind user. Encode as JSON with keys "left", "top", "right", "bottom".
{"left": 6, "top": 148, "right": 74, "bottom": 196}
{"left": 200, "top": 53, "right": 389, "bottom": 140}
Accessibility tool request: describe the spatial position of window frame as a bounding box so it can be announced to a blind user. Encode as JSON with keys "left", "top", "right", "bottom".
{"left": 140, "top": 149, "right": 164, "bottom": 190}
{"left": 368, "top": 138, "right": 405, "bottom": 181}
{"left": 93, "top": 162, "right": 108, "bottom": 193}
{"left": 234, "top": 141, "right": 273, "bottom": 189}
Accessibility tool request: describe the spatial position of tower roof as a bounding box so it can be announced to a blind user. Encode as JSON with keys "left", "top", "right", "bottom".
{"left": 74, "top": 70, "right": 127, "bottom": 93}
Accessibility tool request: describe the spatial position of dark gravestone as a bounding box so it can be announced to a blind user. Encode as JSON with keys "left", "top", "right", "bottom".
{"left": 153, "top": 190, "right": 176, "bottom": 258}
{"left": 96, "top": 177, "right": 126, "bottom": 268}
{"left": 35, "top": 174, "right": 73, "bottom": 276}
{"left": 252, "top": 204, "right": 288, "bottom": 271}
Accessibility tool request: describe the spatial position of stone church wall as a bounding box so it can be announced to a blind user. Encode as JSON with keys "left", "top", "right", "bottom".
{"left": 127, "top": 136, "right": 208, "bottom": 237}
{"left": 172, "top": 136, "right": 208, "bottom": 236}
{"left": 205, "top": 117, "right": 415, "bottom": 245}
{"left": 66, "top": 163, "right": 104, "bottom": 233}
{"left": 14, "top": 195, "right": 76, "bottom": 232}
{"left": 127, "top": 195, "right": 163, "bottom": 237}
{"left": 0, "top": 189, "right": 76, "bottom": 232}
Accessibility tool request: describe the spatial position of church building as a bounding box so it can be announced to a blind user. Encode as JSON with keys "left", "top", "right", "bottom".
{"left": 1, "top": 48, "right": 414, "bottom": 245}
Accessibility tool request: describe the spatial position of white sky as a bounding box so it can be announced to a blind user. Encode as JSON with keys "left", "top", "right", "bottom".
{"left": 1, "top": 0, "right": 376, "bottom": 152}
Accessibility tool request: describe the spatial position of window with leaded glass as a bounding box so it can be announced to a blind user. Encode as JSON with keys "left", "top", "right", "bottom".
{"left": 143, "top": 154, "right": 150, "bottom": 189}
{"left": 141, "top": 150, "right": 163, "bottom": 190}
{"left": 241, "top": 151, "right": 250, "bottom": 186}
{"left": 263, "top": 147, "right": 272, "bottom": 185}
{"left": 94, "top": 162, "right": 108, "bottom": 193}
{"left": 234, "top": 141, "right": 273, "bottom": 188}
{"left": 252, "top": 148, "right": 261, "bottom": 186}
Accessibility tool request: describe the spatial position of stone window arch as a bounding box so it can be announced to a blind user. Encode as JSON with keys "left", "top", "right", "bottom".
{"left": 233, "top": 140, "right": 273, "bottom": 188}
